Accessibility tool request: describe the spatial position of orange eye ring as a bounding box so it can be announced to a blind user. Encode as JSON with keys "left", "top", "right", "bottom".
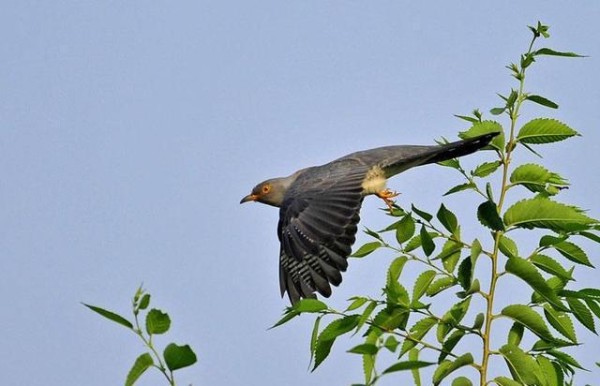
{"left": 262, "top": 185, "right": 271, "bottom": 194}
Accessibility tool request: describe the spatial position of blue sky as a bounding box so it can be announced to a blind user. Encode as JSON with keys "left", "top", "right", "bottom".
{"left": 2, "top": 2, "right": 599, "bottom": 385}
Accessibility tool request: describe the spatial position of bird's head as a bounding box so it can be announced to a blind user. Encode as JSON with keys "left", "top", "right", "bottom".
{"left": 240, "top": 177, "right": 290, "bottom": 207}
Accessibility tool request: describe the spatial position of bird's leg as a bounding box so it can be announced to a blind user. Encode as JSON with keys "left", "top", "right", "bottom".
{"left": 376, "top": 189, "right": 400, "bottom": 212}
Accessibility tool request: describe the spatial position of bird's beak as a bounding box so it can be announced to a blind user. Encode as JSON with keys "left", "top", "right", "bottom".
{"left": 240, "top": 194, "right": 257, "bottom": 204}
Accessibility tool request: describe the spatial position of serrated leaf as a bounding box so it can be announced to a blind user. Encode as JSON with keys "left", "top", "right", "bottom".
{"left": 501, "top": 304, "right": 557, "bottom": 342}
{"left": 510, "top": 163, "right": 568, "bottom": 194}
{"left": 566, "top": 297, "right": 596, "bottom": 333}
{"left": 348, "top": 343, "right": 378, "bottom": 355}
{"left": 499, "top": 344, "right": 544, "bottom": 384}
{"left": 125, "top": 353, "right": 153, "bottom": 386}
{"left": 164, "top": 343, "right": 197, "bottom": 371}
{"left": 146, "top": 309, "right": 171, "bottom": 335}
{"left": 537, "top": 355, "right": 563, "bottom": 386}
{"left": 546, "top": 349, "right": 587, "bottom": 370}
{"left": 400, "top": 317, "right": 437, "bottom": 357}
{"left": 579, "top": 231, "right": 600, "bottom": 244}
{"left": 313, "top": 315, "right": 359, "bottom": 370}
{"left": 578, "top": 288, "right": 600, "bottom": 300}
{"left": 543, "top": 305, "right": 577, "bottom": 342}
{"left": 457, "top": 257, "right": 472, "bottom": 291}
{"left": 504, "top": 198, "right": 597, "bottom": 232}
{"left": 505, "top": 257, "right": 567, "bottom": 311}
{"left": 412, "top": 204, "right": 433, "bottom": 222}
{"left": 444, "top": 182, "right": 477, "bottom": 196}
{"left": 309, "top": 315, "right": 322, "bottom": 366}
{"left": 531, "top": 254, "right": 573, "bottom": 281}
{"left": 498, "top": 235, "right": 519, "bottom": 258}
{"left": 438, "top": 330, "right": 465, "bottom": 362}
{"left": 585, "top": 299, "right": 600, "bottom": 320}
{"left": 412, "top": 270, "right": 436, "bottom": 304}
{"left": 551, "top": 240, "right": 593, "bottom": 267}
{"left": 383, "top": 360, "right": 435, "bottom": 374}
{"left": 355, "top": 301, "right": 377, "bottom": 333}
{"left": 352, "top": 241, "right": 382, "bottom": 258}
{"left": 426, "top": 277, "right": 456, "bottom": 296}
{"left": 363, "top": 226, "right": 384, "bottom": 241}
{"left": 459, "top": 120, "right": 505, "bottom": 152}
{"left": 438, "top": 298, "right": 471, "bottom": 342}
{"left": 432, "top": 353, "right": 473, "bottom": 385}
{"left": 409, "top": 348, "right": 422, "bottom": 386}
{"left": 420, "top": 225, "right": 435, "bottom": 256}
{"left": 396, "top": 215, "right": 416, "bottom": 244}
{"left": 292, "top": 298, "right": 328, "bottom": 313}
{"left": 437, "top": 204, "right": 459, "bottom": 234}
{"left": 526, "top": 94, "right": 559, "bottom": 109}
{"left": 384, "top": 335, "right": 399, "bottom": 352}
{"left": 345, "top": 297, "right": 368, "bottom": 312}
{"left": 477, "top": 200, "right": 504, "bottom": 231}
{"left": 83, "top": 303, "right": 133, "bottom": 329}
{"left": 517, "top": 118, "right": 579, "bottom": 144}
{"left": 369, "top": 306, "right": 408, "bottom": 333}
{"left": 472, "top": 161, "right": 502, "bottom": 178}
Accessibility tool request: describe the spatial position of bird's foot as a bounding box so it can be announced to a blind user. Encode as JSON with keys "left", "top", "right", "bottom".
{"left": 376, "top": 189, "right": 400, "bottom": 212}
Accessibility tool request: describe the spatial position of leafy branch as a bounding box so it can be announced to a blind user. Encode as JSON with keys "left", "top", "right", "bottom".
{"left": 272, "top": 22, "right": 599, "bottom": 386}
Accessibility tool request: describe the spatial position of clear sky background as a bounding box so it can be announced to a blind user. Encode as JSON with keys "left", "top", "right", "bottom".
{"left": 2, "top": 2, "right": 599, "bottom": 386}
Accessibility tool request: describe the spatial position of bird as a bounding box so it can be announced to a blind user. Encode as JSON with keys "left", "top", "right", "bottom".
{"left": 240, "top": 132, "right": 499, "bottom": 304}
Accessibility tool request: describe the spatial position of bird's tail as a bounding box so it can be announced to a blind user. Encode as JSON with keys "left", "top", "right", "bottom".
{"left": 382, "top": 132, "right": 500, "bottom": 177}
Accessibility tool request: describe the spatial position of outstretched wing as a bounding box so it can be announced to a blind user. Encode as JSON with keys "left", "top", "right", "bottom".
{"left": 277, "top": 162, "right": 369, "bottom": 304}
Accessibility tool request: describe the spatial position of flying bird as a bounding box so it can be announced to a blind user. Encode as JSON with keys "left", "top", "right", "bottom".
{"left": 241, "top": 132, "right": 498, "bottom": 304}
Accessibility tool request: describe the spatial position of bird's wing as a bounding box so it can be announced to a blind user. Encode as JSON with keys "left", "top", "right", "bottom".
{"left": 277, "top": 162, "right": 369, "bottom": 304}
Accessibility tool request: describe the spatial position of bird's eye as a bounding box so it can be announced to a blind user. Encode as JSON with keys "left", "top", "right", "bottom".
{"left": 262, "top": 184, "right": 271, "bottom": 194}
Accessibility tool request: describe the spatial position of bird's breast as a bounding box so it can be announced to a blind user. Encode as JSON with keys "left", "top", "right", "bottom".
{"left": 361, "top": 166, "right": 387, "bottom": 195}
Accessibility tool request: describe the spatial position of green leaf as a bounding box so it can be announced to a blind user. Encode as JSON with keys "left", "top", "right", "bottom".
{"left": 426, "top": 277, "right": 456, "bottom": 296}
{"left": 505, "top": 257, "right": 567, "bottom": 311}
{"left": 164, "top": 343, "right": 197, "bottom": 371}
{"left": 369, "top": 306, "right": 408, "bottom": 333}
{"left": 437, "top": 204, "right": 459, "bottom": 234}
{"left": 537, "top": 355, "right": 564, "bottom": 386}
{"left": 409, "top": 348, "right": 422, "bottom": 386}
{"left": 499, "top": 344, "right": 544, "bottom": 384}
{"left": 501, "top": 304, "right": 557, "bottom": 342}
{"left": 444, "top": 182, "right": 477, "bottom": 196}
{"left": 145, "top": 309, "right": 171, "bottom": 335}
{"left": 459, "top": 120, "right": 505, "bottom": 152}
{"left": 412, "top": 270, "right": 436, "bottom": 303}
{"left": 543, "top": 305, "right": 577, "bottom": 342}
{"left": 364, "top": 226, "right": 384, "bottom": 241}
{"left": 384, "top": 335, "right": 399, "bottom": 352}
{"left": 579, "top": 231, "right": 600, "bottom": 244}
{"left": 351, "top": 241, "right": 382, "bottom": 258}
{"left": 292, "top": 298, "right": 328, "bottom": 313}
{"left": 83, "top": 303, "right": 133, "bottom": 329}
{"left": 383, "top": 360, "right": 435, "bottom": 374}
{"left": 412, "top": 204, "right": 433, "bottom": 222}
{"left": 477, "top": 200, "right": 504, "bottom": 231}
{"left": 510, "top": 163, "right": 568, "bottom": 194}
{"left": 472, "top": 161, "right": 502, "bottom": 178}
{"left": 400, "top": 317, "right": 437, "bottom": 357}
{"left": 494, "top": 376, "right": 522, "bottom": 386}
{"left": 504, "top": 198, "right": 597, "bottom": 232}
{"left": 138, "top": 294, "right": 151, "bottom": 311}
{"left": 437, "top": 298, "right": 471, "bottom": 342}
{"left": 578, "top": 288, "right": 600, "bottom": 300}
{"left": 432, "top": 353, "right": 473, "bottom": 385}
{"left": 125, "top": 353, "right": 153, "bottom": 386}
{"left": 526, "top": 94, "right": 559, "bottom": 109}
{"left": 420, "top": 225, "right": 435, "bottom": 256}
{"left": 348, "top": 343, "right": 378, "bottom": 355}
{"left": 566, "top": 297, "right": 596, "bottom": 333}
{"left": 533, "top": 47, "right": 585, "bottom": 58}
{"left": 345, "top": 297, "right": 368, "bottom": 312}
{"left": 551, "top": 240, "right": 593, "bottom": 267}
{"left": 531, "top": 254, "right": 573, "bottom": 281}
{"left": 546, "top": 349, "right": 587, "bottom": 370}
{"left": 452, "top": 377, "right": 473, "bottom": 386}
{"left": 270, "top": 309, "right": 299, "bottom": 329}
{"left": 396, "top": 215, "right": 416, "bottom": 244}
{"left": 517, "top": 118, "right": 579, "bottom": 144}
{"left": 437, "top": 240, "right": 463, "bottom": 273}
{"left": 313, "top": 315, "right": 359, "bottom": 370}
{"left": 309, "top": 315, "right": 322, "bottom": 366}
{"left": 457, "top": 257, "right": 472, "bottom": 291}
{"left": 439, "top": 330, "right": 465, "bottom": 362}
{"left": 498, "top": 235, "right": 519, "bottom": 258}
{"left": 355, "top": 301, "right": 378, "bottom": 333}
{"left": 507, "top": 322, "right": 524, "bottom": 346}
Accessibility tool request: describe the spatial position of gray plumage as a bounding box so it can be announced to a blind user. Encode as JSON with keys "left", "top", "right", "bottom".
{"left": 241, "top": 132, "right": 498, "bottom": 304}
